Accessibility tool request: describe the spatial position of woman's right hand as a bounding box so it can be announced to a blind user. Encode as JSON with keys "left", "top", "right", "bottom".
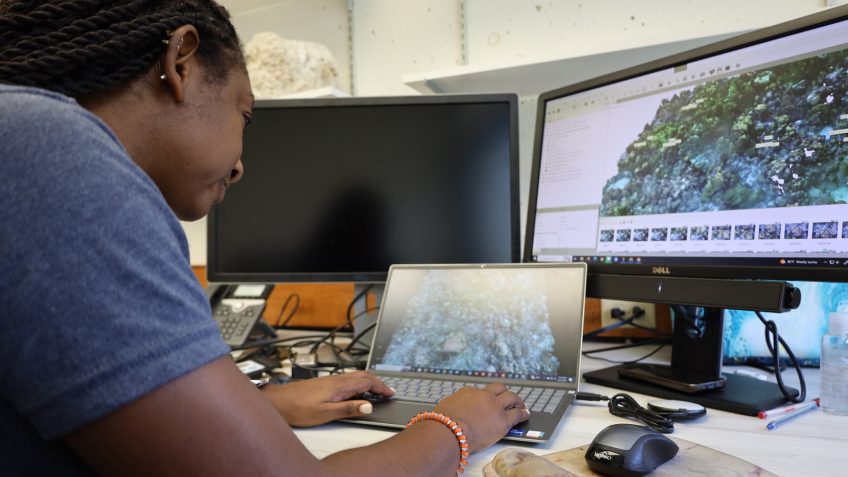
{"left": 434, "top": 383, "right": 530, "bottom": 452}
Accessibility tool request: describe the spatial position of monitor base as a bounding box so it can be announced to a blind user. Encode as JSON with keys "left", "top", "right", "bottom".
{"left": 583, "top": 363, "right": 799, "bottom": 416}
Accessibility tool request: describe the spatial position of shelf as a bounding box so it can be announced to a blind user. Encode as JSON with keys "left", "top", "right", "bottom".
{"left": 403, "top": 31, "right": 746, "bottom": 96}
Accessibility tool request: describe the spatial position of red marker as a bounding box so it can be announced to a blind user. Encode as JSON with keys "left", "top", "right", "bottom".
{"left": 758, "top": 398, "right": 820, "bottom": 419}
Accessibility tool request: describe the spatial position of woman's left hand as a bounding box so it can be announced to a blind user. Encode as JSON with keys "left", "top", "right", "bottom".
{"left": 261, "top": 371, "right": 395, "bottom": 427}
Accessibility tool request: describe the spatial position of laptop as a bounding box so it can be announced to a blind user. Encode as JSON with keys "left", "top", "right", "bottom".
{"left": 345, "top": 262, "right": 587, "bottom": 442}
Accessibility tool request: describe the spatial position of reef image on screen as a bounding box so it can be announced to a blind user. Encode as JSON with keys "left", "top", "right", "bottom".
{"left": 381, "top": 270, "right": 560, "bottom": 375}
{"left": 601, "top": 49, "right": 848, "bottom": 217}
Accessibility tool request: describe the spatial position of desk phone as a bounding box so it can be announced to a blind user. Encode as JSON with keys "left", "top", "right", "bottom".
{"left": 207, "top": 284, "right": 273, "bottom": 347}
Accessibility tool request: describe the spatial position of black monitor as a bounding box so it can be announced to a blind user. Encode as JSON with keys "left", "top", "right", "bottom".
{"left": 524, "top": 6, "right": 848, "bottom": 415}
{"left": 207, "top": 94, "right": 520, "bottom": 284}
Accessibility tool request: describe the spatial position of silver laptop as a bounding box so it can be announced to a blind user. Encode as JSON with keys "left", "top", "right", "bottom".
{"left": 345, "top": 262, "right": 587, "bottom": 442}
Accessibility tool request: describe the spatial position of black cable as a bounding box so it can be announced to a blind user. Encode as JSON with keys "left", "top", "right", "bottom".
{"left": 582, "top": 336, "right": 671, "bottom": 354}
{"left": 583, "top": 319, "right": 632, "bottom": 339}
{"left": 585, "top": 307, "right": 670, "bottom": 340}
{"left": 228, "top": 333, "right": 329, "bottom": 351}
{"left": 287, "top": 337, "right": 365, "bottom": 377}
{"left": 289, "top": 306, "right": 381, "bottom": 374}
{"left": 738, "top": 357, "right": 788, "bottom": 373}
{"left": 347, "top": 321, "right": 377, "bottom": 352}
{"left": 670, "top": 305, "right": 704, "bottom": 338}
{"left": 345, "top": 285, "right": 373, "bottom": 330}
{"left": 316, "top": 306, "right": 380, "bottom": 355}
{"left": 576, "top": 392, "right": 674, "bottom": 433}
{"left": 274, "top": 292, "right": 301, "bottom": 328}
{"left": 616, "top": 307, "right": 665, "bottom": 334}
{"left": 755, "top": 310, "right": 806, "bottom": 403}
{"left": 315, "top": 287, "right": 377, "bottom": 370}
{"left": 609, "top": 393, "right": 675, "bottom": 433}
{"left": 581, "top": 339, "right": 671, "bottom": 365}
{"left": 582, "top": 307, "right": 672, "bottom": 365}
{"left": 315, "top": 342, "right": 359, "bottom": 367}
{"left": 235, "top": 295, "right": 381, "bottom": 375}
{"left": 238, "top": 287, "right": 384, "bottom": 376}
{"left": 285, "top": 338, "right": 340, "bottom": 378}
{"left": 583, "top": 308, "right": 645, "bottom": 340}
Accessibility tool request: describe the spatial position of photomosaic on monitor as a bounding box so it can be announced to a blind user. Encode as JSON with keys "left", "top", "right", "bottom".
{"left": 524, "top": 6, "right": 848, "bottom": 415}
{"left": 525, "top": 6, "right": 848, "bottom": 286}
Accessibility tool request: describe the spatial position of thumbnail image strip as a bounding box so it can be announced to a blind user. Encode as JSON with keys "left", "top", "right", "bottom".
{"left": 758, "top": 223, "right": 781, "bottom": 240}
{"left": 812, "top": 221, "right": 838, "bottom": 239}
{"left": 784, "top": 222, "right": 809, "bottom": 239}
{"left": 670, "top": 227, "right": 688, "bottom": 241}
{"left": 651, "top": 227, "right": 668, "bottom": 241}
{"left": 690, "top": 226, "right": 709, "bottom": 241}
{"left": 712, "top": 225, "right": 731, "bottom": 240}
{"left": 734, "top": 224, "right": 755, "bottom": 240}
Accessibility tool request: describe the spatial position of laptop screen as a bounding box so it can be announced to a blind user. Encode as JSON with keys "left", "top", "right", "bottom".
{"left": 368, "top": 264, "right": 587, "bottom": 384}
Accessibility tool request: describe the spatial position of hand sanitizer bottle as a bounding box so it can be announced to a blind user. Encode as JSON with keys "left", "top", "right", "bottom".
{"left": 821, "top": 310, "right": 848, "bottom": 415}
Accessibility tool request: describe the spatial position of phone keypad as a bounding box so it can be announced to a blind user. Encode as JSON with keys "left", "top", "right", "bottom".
{"left": 214, "top": 299, "right": 266, "bottom": 346}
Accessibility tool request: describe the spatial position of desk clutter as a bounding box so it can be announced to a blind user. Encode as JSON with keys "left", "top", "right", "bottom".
{"left": 483, "top": 436, "right": 776, "bottom": 477}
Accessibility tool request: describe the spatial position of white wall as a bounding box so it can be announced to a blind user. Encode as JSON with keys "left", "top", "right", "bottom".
{"left": 351, "top": 0, "right": 464, "bottom": 95}
{"left": 184, "top": 0, "right": 832, "bottom": 265}
{"left": 352, "top": 0, "right": 826, "bottom": 95}
{"left": 463, "top": 0, "right": 825, "bottom": 66}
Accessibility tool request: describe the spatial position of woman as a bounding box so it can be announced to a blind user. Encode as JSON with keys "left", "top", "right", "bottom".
{"left": 0, "top": 1, "right": 528, "bottom": 476}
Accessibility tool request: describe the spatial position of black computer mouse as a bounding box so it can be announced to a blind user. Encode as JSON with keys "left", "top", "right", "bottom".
{"left": 584, "top": 424, "right": 679, "bottom": 477}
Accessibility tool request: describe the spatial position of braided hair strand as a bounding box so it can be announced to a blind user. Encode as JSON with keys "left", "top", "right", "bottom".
{"left": 0, "top": 0, "right": 244, "bottom": 98}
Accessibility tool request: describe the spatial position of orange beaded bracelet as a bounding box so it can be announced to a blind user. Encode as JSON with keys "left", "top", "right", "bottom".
{"left": 406, "top": 411, "right": 470, "bottom": 476}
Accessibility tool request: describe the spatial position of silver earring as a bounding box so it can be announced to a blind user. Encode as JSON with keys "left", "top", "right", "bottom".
{"left": 160, "top": 30, "right": 173, "bottom": 79}
{"left": 160, "top": 33, "right": 183, "bottom": 81}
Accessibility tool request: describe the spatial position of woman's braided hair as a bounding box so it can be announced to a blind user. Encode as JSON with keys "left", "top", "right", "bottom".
{"left": 0, "top": 0, "right": 244, "bottom": 98}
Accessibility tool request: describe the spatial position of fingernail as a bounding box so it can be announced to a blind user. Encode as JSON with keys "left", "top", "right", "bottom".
{"left": 389, "top": 387, "right": 397, "bottom": 394}
{"left": 524, "top": 408, "right": 531, "bottom": 415}
{"left": 359, "top": 402, "right": 373, "bottom": 414}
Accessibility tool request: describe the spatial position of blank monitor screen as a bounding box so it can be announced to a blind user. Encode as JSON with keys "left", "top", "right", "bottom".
{"left": 208, "top": 95, "right": 520, "bottom": 283}
{"left": 525, "top": 7, "right": 848, "bottom": 283}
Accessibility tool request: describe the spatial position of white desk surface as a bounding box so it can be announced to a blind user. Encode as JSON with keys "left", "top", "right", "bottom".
{"left": 292, "top": 343, "right": 848, "bottom": 477}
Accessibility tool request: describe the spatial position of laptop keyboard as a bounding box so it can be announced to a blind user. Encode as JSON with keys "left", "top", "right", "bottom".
{"left": 380, "top": 376, "right": 567, "bottom": 414}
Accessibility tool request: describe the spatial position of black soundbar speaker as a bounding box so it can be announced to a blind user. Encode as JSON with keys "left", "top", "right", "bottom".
{"left": 587, "top": 275, "right": 800, "bottom": 313}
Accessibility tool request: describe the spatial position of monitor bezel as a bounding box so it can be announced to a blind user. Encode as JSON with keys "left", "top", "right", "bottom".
{"left": 208, "top": 93, "right": 522, "bottom": 284}
{"left": 523, "top": 5, "right": 848, "bottom": 284}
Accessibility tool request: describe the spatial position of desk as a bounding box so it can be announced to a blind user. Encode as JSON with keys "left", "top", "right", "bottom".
{"left": 292, "top": 343, "right": 848, "bottom": 477}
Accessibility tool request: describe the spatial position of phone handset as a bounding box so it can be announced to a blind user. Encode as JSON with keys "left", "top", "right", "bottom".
{"left": 207, "top": 284, "right": 274, "bottom": 347}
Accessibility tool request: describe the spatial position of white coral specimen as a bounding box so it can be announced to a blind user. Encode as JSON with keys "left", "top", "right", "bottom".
{"left": 245, "top": 32, "right": 339, "bottom": 98}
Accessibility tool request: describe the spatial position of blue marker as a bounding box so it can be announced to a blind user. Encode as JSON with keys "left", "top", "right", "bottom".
{"left": 766, "top": 402, "right": 820, "bottom": 430}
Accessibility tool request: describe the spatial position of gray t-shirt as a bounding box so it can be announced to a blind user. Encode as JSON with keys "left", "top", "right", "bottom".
{"left": 0, "top": 85, "right": 230, "bottom": 475}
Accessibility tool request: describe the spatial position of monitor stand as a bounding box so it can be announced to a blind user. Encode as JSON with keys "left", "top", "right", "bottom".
{"left": 583, "top": 306, "right": 799, "bottom": 416}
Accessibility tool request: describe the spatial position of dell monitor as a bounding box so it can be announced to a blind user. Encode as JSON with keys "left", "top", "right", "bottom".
{"left": 524, "top": 6, "right": 848, "bottom": 414}
{"left": 207, "top": 94, "right": 519, "bottom": 289}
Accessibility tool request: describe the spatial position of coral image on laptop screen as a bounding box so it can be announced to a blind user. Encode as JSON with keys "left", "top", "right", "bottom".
{"left": 380, "top": 269, "right": 560, "bottom": 376}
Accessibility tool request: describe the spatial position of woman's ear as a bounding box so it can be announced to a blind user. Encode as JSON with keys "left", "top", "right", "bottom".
{"left": 159, "top": 24, "right": 201, "bottom": 103}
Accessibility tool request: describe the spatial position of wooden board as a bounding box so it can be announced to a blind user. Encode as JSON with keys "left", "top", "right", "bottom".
{"left": 483, "top": 437, "right": 777, "bottom": 477}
